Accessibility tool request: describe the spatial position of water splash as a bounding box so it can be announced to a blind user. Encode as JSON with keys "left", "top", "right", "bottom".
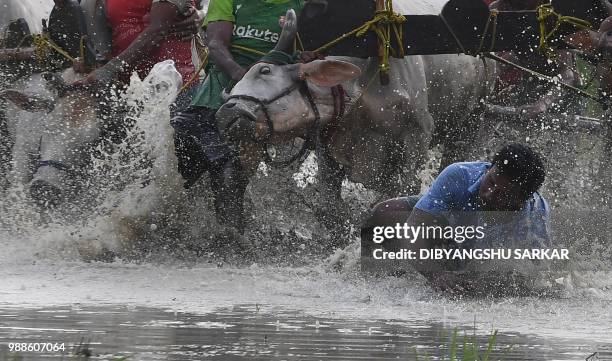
{"left": 0, "top": 61, "right": 185, "bottom": 260}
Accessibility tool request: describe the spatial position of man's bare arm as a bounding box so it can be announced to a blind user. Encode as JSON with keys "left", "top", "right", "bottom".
{"left": 206, "top": 21, "right": 247, "bottom": 81}
{"left": 74, "top": 2, "right": 183, "bottom": 86}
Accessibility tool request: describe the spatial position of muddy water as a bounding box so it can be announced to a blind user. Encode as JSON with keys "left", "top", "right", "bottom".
{"left": 0, "top": 305, "right": 610, "bottom": 360}
{"left": 1, "top": 257, "right": 611, "bottom": 359}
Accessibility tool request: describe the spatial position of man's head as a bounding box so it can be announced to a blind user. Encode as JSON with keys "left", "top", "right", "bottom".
{"left": 479, "top": 143, "right": 546, "bottom": 211}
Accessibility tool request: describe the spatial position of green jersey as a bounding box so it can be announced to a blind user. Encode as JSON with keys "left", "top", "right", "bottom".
{"left": 191, "top": 0, "right": 303, "bottom": 109}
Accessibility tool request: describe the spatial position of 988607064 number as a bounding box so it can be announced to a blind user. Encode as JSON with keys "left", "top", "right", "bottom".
{"left": 8, "top": 343, "right": 66, "bottom": 352}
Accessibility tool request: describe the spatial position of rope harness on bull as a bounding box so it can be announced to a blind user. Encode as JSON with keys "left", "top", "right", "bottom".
{"left": 437, "top": 3, "right": 605, "bottom": 106}
{"left": 250, "top": 2, "right": 406, "bottom": 166}
{"left": 311, "top": 0, "right": 405, "bottom": 79}
{"left": 536, "top": 4, "right": 593, "bottom": 58}
{"left": 32, "top": 33, "right": 79, "bottom": 64}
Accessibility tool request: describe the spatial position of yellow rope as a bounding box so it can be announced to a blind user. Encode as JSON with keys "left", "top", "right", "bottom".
{"left": 180, "top": 34, "right": 209, "bottom": 93}
{"left": 295, "top": 33, "right": 306, "bottom": 51}
{"left": 477, "top": 9, "right": 499, "bottom": 55}
{"left": 79, "top": 35, "right": 87, "bottom": 62}
{"left": 180, "top": 51, "right": 208, "bottom": 93}
{"left": 32, "top": 33, "right": 75, "bottom": 64}
{"left": 313, "top": 0, "right": 405, "bottom": 75}
{"left": 537, "top": 3, "right": 592, "bottom": 58}
{"left": 183, "top": 1, "right": 402, "bottom": 88}
{"left": 230, "top": 44, "right": 267, "bottom": 56}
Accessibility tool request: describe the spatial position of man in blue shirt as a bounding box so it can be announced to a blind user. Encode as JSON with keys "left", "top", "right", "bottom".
{"left": 363, "top": 143, "right": 551, "bottom": 283}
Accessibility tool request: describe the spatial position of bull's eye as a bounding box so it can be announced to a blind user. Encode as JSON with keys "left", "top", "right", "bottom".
{"left": 259, "top": 66, "right": 271, "bottom": 75}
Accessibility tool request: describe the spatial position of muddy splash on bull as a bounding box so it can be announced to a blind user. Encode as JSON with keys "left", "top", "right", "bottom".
{"left": 0, "top": 60, "right": 186, "bottom": 260}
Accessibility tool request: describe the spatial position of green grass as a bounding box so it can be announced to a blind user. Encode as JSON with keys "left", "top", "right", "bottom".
{"left": 413, "top": 328, "right": 506, "bottom": 361}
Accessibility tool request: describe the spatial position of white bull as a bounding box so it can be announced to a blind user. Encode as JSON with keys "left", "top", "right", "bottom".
{"left": 2, "top": 61, "right": 184, "bottom": 206}
{"left": 0, "top": 0, "right": 55, "bottom": 190}
{"left": 2, "top": 69, "right": 99, "bottom": 204}
{"left": 216, "top": 1, "right": 492, "bottom": 203}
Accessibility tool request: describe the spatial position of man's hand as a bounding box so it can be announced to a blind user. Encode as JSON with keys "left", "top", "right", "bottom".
{"left": 72, "top": 59, "right": 123, "bottom": 88}
{"left": 170, "top": 6, "right": 203, "bottom": 42}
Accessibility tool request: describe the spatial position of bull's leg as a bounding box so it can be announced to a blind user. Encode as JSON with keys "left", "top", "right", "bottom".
{"left": 210, "top": 157, "right": 249, "bottom": 233}
{"left": 0, "top": 103, "right": 11, "bottom": 190}
{"left": 29, "top": 163, "right": 70, "bottom": 207}
{"left": 316, "top": 142, "right": 344, "bottom": 201}
{"left": 314, "top": 142, "right": 349, "bottom": 237}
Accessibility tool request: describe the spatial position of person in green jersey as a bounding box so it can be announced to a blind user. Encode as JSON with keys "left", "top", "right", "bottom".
{"left": 171, "top": 0, "right": 303, "bottom": 233}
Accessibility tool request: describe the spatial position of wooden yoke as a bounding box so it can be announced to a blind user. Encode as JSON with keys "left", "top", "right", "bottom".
{"left": 0, "top": 48, "right": 37, "bottom": 62}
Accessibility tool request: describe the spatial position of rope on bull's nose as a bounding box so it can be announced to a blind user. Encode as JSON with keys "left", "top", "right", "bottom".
{"left": 536, "top": 3, "right": 593, "bottom": 59}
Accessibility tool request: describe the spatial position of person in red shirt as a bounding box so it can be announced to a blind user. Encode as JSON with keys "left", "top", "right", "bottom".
{"left": 74, "top": 0, "right": 201, "bottom": 88}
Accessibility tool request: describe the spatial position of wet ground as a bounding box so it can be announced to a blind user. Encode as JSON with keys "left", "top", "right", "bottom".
{"left": 1, "top": 258, "right": 612, "bottom": 360}
{"left": 1, "top": 304, "right": 611, "bottom": 360}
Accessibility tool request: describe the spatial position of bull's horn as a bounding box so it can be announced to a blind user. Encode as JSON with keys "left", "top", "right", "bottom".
{"left": 273, "top": 9, "right": 298, "bottom": 54}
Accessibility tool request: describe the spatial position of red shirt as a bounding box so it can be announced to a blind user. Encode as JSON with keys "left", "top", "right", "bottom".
{"left": 106, "top": 0, "right": 195, "bottom": 83}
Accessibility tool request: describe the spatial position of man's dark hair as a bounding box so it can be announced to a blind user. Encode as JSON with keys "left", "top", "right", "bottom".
{"left": 492, "top": 143, "right": 546, "bottom": 199}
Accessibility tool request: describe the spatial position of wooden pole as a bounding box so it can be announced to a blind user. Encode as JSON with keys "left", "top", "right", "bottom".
{"left": 0, "top": 47, "right": 36, "bottom": 62}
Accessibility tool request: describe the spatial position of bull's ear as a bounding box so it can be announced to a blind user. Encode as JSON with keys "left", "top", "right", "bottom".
{"left": 298, "top": 60, "right": 361, "bottom": 87}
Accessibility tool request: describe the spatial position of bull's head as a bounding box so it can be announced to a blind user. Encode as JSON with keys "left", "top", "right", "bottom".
{"left": 215, "top": 9, "right": 361, "bottom": 147}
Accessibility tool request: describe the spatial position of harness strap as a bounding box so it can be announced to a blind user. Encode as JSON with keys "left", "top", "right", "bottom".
{"left": 267, "top": 81, "right": 322, "bottom": 166}
{"left": 224, "top": 53, "right": 348, "bottom": 167}
{"left": 225, "top": 81, "right": 303, "bottom": 142}
{"left": 322, "top": 85, "right": 346, "bottom": 142}
{"left": 225, "top": 78, "right": 347, "bottom": 167}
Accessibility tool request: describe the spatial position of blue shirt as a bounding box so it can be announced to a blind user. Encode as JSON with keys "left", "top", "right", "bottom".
{"left": 415, "top": 162, "right": 552, "bottom": 249}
